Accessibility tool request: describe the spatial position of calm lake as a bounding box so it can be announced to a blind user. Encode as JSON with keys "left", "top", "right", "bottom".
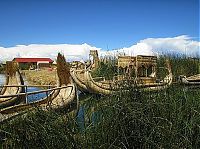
{"left": 0, "top": 74, "right": 6, "bottom": 85}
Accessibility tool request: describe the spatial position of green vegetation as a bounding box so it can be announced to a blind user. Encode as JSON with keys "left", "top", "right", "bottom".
{"left": 92, "top": 58, "right": 119, "bottom": 80}
{"left": 0, "top": 56, "right": 199, "bottom": 148}
{"left": 18, "top": 63, "right": 30, "bottom": 70}
{"left": 170, "top": 56, "right": 199, "bottom": 77}
{"left": 0, "top": 109, "right": 79, "bottom": 148}
{"left": 81, "top": 86, "right": 200, "bottom": 148}
{"left": 0, "top": 66, "right": 4, "bottom": 73}
{"left": 1, "top": 85, "right": 199, "bottom": 148}
{"left": 92, "top": 55, "right": 199, "bottom": 81}
{"left": 157, "top": 56, "right": 199, "bottom": 80}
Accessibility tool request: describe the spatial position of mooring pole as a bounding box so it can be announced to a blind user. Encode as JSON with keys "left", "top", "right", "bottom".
{"left": 25, "top": 85, "right": 28, "bottom": 104}
{"left": 75, "top": 84, "right": 79, "bottom": 111}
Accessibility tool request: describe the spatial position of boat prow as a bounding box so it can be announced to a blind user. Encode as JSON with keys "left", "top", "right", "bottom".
{"left": 179, "top": 74, "right": 200, "bottom": 86}
{"left": 0, "top": 70, "right": 25, "bottom": 109}
{"left": 85, "top": 70, "right": 118, "bottom": 95}
{"left": 70, "top": 69, "right": 88, "bottom": 93}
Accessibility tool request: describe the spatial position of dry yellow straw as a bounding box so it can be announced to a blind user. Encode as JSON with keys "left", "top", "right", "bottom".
{"left": 56, "top": 53, "right": 70, "bottom": 85}
{"left": 5, "top": 61, "right": 18, "bottom": 77}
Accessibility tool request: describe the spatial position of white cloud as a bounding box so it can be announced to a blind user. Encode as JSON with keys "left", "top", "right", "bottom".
{"left": 0, "top": 35, "right": 199, "bottom": 62}
{"left": 140, "top": 35, "right": 199, "bottom": 56}
{"left": 0, "top": 43, "right": 100, "bottom": 62}
{"left": 100, "top": 35, "right": 200, "bottom": 57}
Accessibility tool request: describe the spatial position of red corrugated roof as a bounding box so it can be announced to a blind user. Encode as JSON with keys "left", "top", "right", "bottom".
{"left": 13, "top": 58, "right": 53, "bottom": 63}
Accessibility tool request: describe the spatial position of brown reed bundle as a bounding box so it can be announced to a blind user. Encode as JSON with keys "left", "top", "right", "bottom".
{"left": 5, "top": 61, "right": 18, "bottom": 77}
{"left": 56, "top": 53, "right": 71, "bottom": 85}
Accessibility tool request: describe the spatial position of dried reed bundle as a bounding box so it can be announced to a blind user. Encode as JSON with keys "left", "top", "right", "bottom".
{"left": 5, "top": 61, "right": 18, "bottom": 77}
{"left": 56, "top": 53, "right": 70, "bottom": 85}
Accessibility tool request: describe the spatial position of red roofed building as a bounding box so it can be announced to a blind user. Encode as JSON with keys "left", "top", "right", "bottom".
{"left": 13, "top": 58, "right": 54, "bottom": 70}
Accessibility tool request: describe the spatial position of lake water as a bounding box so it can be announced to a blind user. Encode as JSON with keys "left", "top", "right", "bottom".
{"left": 0, "top": 74, "right": 6, "bottom": 85}
{"left": 23, "top": 76, "right": 50, "bottom": 103}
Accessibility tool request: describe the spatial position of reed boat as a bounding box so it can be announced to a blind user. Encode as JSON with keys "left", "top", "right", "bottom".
{"left": 0, "top": 69, "right": 25, "bottom": 109}
{"left": 85, "top": 61, "right": 172, "bottom": 95}
{"left": 0, "top": 53, "right": 77, "bottom": 122}
{"left": 70, "top": 60, "right": 93, "bottom": 93}
{"left": 179, "top": 74, "right": 200, "bottom": 86}
{"left": 0, "top": 79, "right": 76, "bottom": 115}
{"left": 0, "top": 83, "right": 77, "bottom": 123}
{"left": 70, "top": 69, "right": 88, "bottom": 93}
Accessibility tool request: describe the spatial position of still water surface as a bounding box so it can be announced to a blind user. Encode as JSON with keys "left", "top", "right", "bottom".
{"left": 0, "top": 74, "right": 6, "bottom": 85}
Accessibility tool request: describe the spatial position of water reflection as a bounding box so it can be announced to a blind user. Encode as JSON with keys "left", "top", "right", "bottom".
{"left": 23, "top": 76, "right": 50, "bottom": 103}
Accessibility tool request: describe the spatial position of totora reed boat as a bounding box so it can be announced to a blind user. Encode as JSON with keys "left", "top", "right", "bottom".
{"left": 70, "top": 68, "right": 89, "bottom": 93}
{"left": 179, "top": 74, "right": 200, "bottom": 86}
{"left": 0, "top": 62, "right": 25, "bottom": 109}
{"left": 84, "top": 60, "right": 173, "bottom": 95}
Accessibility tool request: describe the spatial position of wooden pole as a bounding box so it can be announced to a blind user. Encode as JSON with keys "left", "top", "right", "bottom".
{"left": 25, "top": 85, "right": 28, "bottom": 104}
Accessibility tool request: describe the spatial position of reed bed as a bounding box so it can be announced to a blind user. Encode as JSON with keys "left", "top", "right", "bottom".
{"left": 78, "top": 86, "right": 200, "bottom": 148}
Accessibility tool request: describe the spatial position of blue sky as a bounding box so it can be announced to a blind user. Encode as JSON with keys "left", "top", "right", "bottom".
{"left": 0, "top": 0, "right": 199, "bottom": 49}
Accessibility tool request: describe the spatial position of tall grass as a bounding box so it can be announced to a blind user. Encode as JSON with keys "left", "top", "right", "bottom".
{"left": 0, "top": 109, "right": 79, "bottom": 148}
{"left": 92, "top": 57, "right": 119, "bottom": 80}
{"left": 1, "top": 85, "right": 199, "bottom": 148}
{"left": 80, "top": 85, "right": 200, "bottom": 148}
{"left": 92, "top": 55, "right": 199, "bottom": 81}
{"left": 0, "top": 65, "right": 4, "bottom": 74}
{"left": 157, "top": 55, "right": 199, "bottom": 80}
